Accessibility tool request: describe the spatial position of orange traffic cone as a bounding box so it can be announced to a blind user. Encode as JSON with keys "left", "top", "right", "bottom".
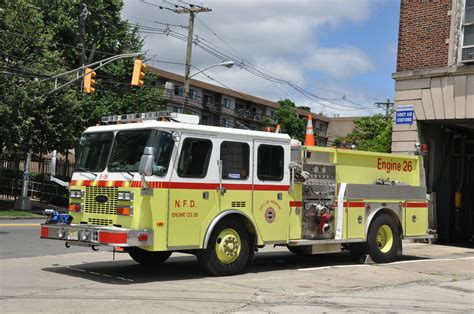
{"left": 305, "top": 114, "right": 315, "bottom": 146}
{"left": 275, "top": 124, "right": 281, "bottom": 133}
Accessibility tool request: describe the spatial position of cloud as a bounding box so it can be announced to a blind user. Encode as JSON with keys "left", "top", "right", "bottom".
{"left": 121, "top": 0, "right": 389, "bottom": 116}
{"left": 305, "top": 46, "right": 376, "bottom": 78}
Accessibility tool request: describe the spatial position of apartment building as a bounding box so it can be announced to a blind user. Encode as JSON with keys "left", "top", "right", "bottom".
{"left": 150, "top": 67, "right": 329, "bottom": 146}
{"left": 393, "top": 0, "right": 474, "bottom": 242}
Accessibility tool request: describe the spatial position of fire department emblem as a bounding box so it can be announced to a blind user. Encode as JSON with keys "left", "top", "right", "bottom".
{"left": 265, "top": 207, "right": 276, "bottom": 223}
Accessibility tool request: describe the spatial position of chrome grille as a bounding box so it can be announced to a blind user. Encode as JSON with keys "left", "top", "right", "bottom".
{"left": 88, "top": 218, "right": 113, "bottom": 226}
{"left": 84, "top": 186, "right": 118, "bottom": 215}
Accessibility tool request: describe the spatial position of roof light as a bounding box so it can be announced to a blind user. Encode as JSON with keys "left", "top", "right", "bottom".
{"left": 101, "top": 111, "right": 200, "bottom": 125}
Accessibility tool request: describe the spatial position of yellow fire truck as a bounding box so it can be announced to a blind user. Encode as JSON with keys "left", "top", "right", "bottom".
{"left": 41, "top": 111, "right": 432, "bottom": 276}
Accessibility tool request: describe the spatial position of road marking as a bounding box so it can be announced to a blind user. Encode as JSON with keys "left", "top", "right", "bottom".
{"left": 0, "top": 223, "right": 40, "bottom": 227}
{"left": 298, "top": 256, "right": 474, "bottom": 272}
{"left": 67, "top": 266, "right": 134, "bottom": 282}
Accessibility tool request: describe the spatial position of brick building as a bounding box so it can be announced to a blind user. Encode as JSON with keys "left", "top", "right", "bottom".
{"left": 393, "top": 0, "right": 474, "bottom": 242}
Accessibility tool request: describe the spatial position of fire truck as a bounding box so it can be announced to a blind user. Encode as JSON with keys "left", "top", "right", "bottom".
{"left": 41, "top": 111, "right": 432, "bottom": 276}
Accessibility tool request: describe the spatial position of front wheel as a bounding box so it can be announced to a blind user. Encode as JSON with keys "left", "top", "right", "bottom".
{"left": 127, "top": 247, "right": 172, "bottom": 265}
{"left": 366, "top": 214, "right": 400, "bottom": 263}
{"left": 197, "top": 218, "right": 250, "bottom": 276}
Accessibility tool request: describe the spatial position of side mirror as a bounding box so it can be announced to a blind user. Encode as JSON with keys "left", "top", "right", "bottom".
{"left": 51, "top": 150, "right": 57, "bottom": 177}
{"left": 139, "top": 147, "right": 154, "bottom": 177}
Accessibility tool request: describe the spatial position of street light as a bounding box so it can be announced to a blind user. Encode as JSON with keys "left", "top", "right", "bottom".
{"left": 189, "top": 60, "right": 234, "bottom": 78}
{"left": 183, "top": 60, "right": 234, "bottom": 111}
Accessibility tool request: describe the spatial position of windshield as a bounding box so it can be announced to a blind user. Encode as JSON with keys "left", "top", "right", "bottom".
{"left": 108, "top": 129, "right": 174, "bottom": 175}
{"left": 75, "top": 129, "right": 174, "bottom": 175}
{"left": 149, "top": 131, "right": 175, "bottom": 176}
{"left": 108, "top": 129, "right": 152, "bottom": 172}
{"left": 75, "top": 132, "right": 113, "bottom": 172}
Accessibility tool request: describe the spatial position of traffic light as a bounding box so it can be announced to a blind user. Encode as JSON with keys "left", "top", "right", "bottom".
{"left": 131, "top": 59, "right": 146, "bottom": 86}
{"left": 83, "top": 68, "right": 96, "bottom": 94}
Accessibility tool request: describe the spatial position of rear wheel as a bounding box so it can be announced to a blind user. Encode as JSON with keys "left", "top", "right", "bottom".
{"left": 198, "top": 218, "right": 250, "bottom": 276}
{"left": 127, "top": 247, "right": 172, "bottom": 265}
{"left": 366, "top": 214, "right": 400, "bottom": 263}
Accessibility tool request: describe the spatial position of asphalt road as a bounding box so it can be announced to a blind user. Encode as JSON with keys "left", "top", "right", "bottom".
{"left": 1, "top": 220, "right": 473, "bottom": 312}
{"left": 0, "top": 219, "right": 90, "bottom": 259}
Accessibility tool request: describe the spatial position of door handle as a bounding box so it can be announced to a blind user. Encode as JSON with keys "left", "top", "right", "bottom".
{"left": 217, "top": 186, "right": 227, "bottom": 195}
{"left": 277, "top": 192, "right": 283, "bottom": 200}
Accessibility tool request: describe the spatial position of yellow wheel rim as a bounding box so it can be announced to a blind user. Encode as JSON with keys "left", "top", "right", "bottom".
{"left": 215, "top": 228, "right": 241, "bottom": 264}
{"left": 376, "top": 225, "right": 393, "bottom": 253}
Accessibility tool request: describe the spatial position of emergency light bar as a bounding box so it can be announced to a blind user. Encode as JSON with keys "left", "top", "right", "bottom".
{"left": 101, "top": 111, "right": 200, "bottom": 125}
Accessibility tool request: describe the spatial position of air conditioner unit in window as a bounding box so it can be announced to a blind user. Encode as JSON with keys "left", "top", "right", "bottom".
{"left": 461, "top": 46, "right": 474, "bottom": 63}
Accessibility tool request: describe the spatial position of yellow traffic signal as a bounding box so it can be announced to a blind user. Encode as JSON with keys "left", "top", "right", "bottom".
{"left": 83, "top": 68, "right": 96, "bottom": 94}
{"left": 131, "top": 59, "right": 146, "bottom": 86}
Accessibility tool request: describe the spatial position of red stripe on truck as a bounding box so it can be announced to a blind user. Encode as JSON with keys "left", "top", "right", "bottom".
{"left": 405, "top": 202, "right": 428, "bottom": 208}
{"left": 289, "top": 201, "right": 303, "bottom": 207}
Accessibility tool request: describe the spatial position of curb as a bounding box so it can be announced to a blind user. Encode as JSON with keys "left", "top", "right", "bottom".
{"left": 0, "top": 216, "right": 46, "bottom": 220}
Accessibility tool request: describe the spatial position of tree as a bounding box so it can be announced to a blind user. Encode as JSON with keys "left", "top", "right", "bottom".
{"left": 0, "top": 0, "right": 165, "bottom": 159}
{"left": 276, "top": 99, "right": 306, "bottom": 142}
{"left": 334, "top": 114, "right": 392, "bottom": 153}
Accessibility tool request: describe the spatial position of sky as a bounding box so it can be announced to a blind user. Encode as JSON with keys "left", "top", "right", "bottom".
{"left": 122, "top": 0, "right": 401, "bottom": 117}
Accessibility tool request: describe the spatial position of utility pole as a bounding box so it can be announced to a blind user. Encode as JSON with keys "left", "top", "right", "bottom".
{"left": 14, "top": 139, "right": 32, "bottom": 210}
{"left": 375, "top": 98, "right": 394, "bottom": 117}
{"left": 174, "top": 4, "right": 212, "bottom": 112}
{"left": 78, "top": 1, "right": 89, "bottom": 67}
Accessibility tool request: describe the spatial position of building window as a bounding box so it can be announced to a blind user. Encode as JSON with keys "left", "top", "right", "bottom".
{"left": 257, "top": 145, "right": 284, "bottom": 181}
{"left": 174, "top": 85, "right": 184, "bottom": 97}
{"left": 319, "top": 123, "right": 325, "bottom": 133}
{"left": 203, "top": 95, "right": 213, "bottom": 106}
{"left": 220, "top": 141, "right": 250, "bottom": 180}
{"left": 223, "top": 98, "right": 231, "bottom": 109}
{"left": 270, "top": 110, "right": 275, "bottom": 119}
{"left": 177, "top": 138, "right": 212, "bottom": 178}
{"left": 189, "top": 89, "right": 197, "bottom": 100}
{"left": 464, "top": 1, "right": 474, "bottom": 45}
{"left": 172, "top": 107, "right": 183, "bottom": 113}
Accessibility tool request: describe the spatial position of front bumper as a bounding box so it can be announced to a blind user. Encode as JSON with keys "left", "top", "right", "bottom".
{"left": 40, "top": 223, "right": 153, "bottom": 247}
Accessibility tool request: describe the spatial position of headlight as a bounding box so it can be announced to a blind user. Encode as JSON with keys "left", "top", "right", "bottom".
{"left": 58, "top": 227, "right": 65, "bottom": 238}
{"left": 69, "top": 190, "right": 83, "bottom": 199}
{"left": 118, "top": 191, "right": 133, "bottom": 201}
{"left": 80, "top": 230, "right": 90, "bottom": 241}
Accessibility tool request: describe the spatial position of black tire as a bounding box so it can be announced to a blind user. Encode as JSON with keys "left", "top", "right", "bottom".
{"left": 127, "top": 247, "right": 172, "bottom": 265}
{"left": 247, "top": 233, "right": 256, "bottom": 265}
{"left": 366, "top": 213, "right": 400, "bottom": 263}
{"left": 197, "top": 218, "right": 250, "bottom": 276}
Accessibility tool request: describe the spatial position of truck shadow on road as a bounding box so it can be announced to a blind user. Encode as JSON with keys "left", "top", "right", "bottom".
{"left": 41, "top": 250, "right": 429, "bottom": 285}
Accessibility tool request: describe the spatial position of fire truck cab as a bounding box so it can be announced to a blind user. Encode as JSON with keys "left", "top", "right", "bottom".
{"left": 41, "top": 111, "right": 432, "bottom": 276}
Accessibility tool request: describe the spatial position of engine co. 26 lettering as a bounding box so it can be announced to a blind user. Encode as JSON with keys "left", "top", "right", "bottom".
{"left": 377, "top": 158, "right": 413, "bottom": 173}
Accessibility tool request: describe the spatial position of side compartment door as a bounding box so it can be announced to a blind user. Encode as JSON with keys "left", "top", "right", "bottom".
{"left": 167, "top": 135, "right": 218, "bottom": 249}
{"left": 405, "top": 201, "right": 428, "bottom": 236}
{"left": 252, "top": 140, "right": 290, "bottom": 243}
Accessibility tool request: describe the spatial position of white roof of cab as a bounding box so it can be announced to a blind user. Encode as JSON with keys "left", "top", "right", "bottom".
{"left": 84, "top": 120, "right": 292, "bottom": 142}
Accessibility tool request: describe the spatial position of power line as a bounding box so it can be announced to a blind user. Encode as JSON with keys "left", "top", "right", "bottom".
{"left": 134, "top": 24, "right": 379, "bottom": 111}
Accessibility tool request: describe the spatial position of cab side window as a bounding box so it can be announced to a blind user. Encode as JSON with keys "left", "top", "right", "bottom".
{"left": 221, "top": 141, "right": 249, "bottom": 180}
{"left": 257, "top": 145, "right": 283, "bottom": 181}
{"left": 177, "top": 138, "right": 212, "bottom": 178}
